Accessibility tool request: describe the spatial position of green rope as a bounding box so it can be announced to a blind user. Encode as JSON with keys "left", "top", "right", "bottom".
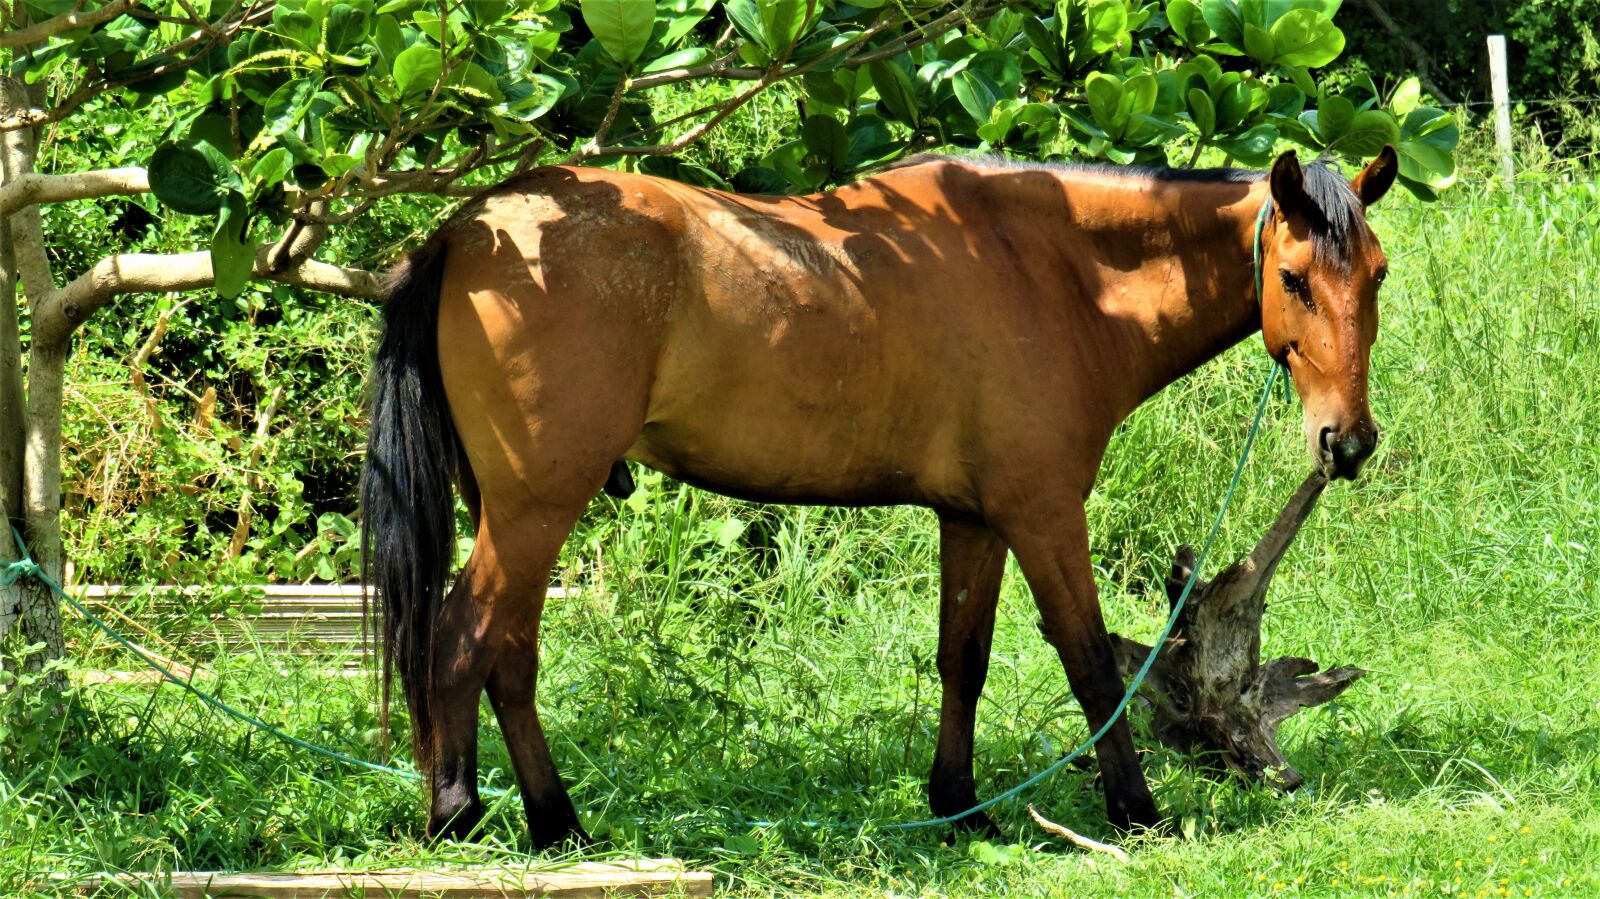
{"left": 884, "top": 361, "right": 1281, "bottom": 830}
{"left": 3, "top": 207, "right": 1285, "bottom": 830}
{"left": 2, "top": 524, "right": 494, "bottom": 793}
{"left": 1254, "top": 194, "right": 1275, "bottom": 302}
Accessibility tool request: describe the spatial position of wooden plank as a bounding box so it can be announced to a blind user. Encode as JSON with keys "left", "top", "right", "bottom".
{"left": 79, "top": 860, "right": 713, "bottom": 898}
{"left": 74, "top": 584, "right": 579, "bottom": 658}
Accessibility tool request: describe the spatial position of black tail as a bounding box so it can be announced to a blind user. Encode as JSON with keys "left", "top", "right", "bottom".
{"left": 361, "top": 238, "right": 458, "bottom": 776}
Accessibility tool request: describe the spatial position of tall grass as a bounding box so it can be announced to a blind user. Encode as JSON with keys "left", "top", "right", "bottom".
{"left": 4, "top": 126, "right": 1600, "bottom": 897}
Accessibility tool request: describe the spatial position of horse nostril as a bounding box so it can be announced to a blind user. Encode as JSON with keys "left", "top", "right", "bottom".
{"left": 1319, "top": 427, "right": 1337, "bottom": 459}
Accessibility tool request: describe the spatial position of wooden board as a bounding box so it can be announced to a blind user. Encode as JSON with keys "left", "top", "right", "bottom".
{"left": 78, "top": 859, "right": 712, "bottom": 898}
{"left": 77, "top": 584, "right": 576, "bottom": 660}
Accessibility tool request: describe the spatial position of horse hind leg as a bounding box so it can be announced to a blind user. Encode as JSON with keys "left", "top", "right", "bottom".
{"left": 425, "top": 498, "right": 594, "bottom": 848}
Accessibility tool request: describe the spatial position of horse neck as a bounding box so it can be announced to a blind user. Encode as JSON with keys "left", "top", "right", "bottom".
{"left": 1050, "top": 173, "right": 1271, "bottom": 420}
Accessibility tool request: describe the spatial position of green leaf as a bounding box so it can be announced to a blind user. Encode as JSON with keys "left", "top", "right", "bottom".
{"left": 1309, "top": 93, "right": 1353, "bottom": 144}
{"left": 641, "top": 47, "right": 713, "bottom": 74}
{"left": 1397, "top": 138, "right": 1455, "bottom": 189}
{"left": 392, "top": 44, "right": 442, "bottom": 100}
{"left": 1215, "top": 122, "right": 1277, "bottom": 163}
{"left": 121, "top": 54, "right": 186, "bottom": 95}
{"left": 1330, "top": 109, "right": 1399, "bottom": 157}
{"left": 845, "top": 115, "right": 898, "bottom": 170}
{"left": 1120, "top": 72, "right": 1158, "bottom": 118}
{"left": 760, "top": 0, "right": 812, "bottom": 54}
{"left": 1214, "top": 79, "right": 1252, "bottom": 131}
{"left": 1200, "top": 0, "right": 1244, "bottom": 49}
{"left": 1082, "top": 0, "right": 1130, "bottom": 56}
{"left": 658, "top": 0, "right": 715, "bottom": 47}
{"left": 1242, "top": 23, "right": 1273, "bottom": 62}
{"left": 1389, "top": 76, "right": 1422, "bottom": 117}
{"left": 211, "top": 191, "right": 258, "bottom": 300}
{"left": 149, "top": 142, "right": 241, "bottom": 215}
{"left": 801, "top": 115, "right": 849, "bottom": 175}
{"left": 325, "top": 3, "right": 369, "bottom": 54}
{"left": 1085, "top": 72, "right": 1126, "bottom": 136}
{"left": 712, "top": 517, "right": 747, "bottom": 548}
{"left": 264, "top": 77, "right": 319, "bottom": 137}
{"left": 374, "top": 14, "right": 404, "bottom": 67}
{"left": 250, "top": 147, "right": 294, "bottom": 188}
{"left": 952, "top": 69, "right": 1001, "bottom": 125}
{"left": 580, "top": 0, "right": 655, "bottom": 69}
{"left": 1167, "top": 0, "right": 1210, "bottom": 44}
{"left": 1269, "top": 8, "right": 1343, "bottom": 67}
{"left": 1187, "top": 87, "right": 1216, "bottom": 134}
{"left": 733, "top": 166, "right": 789, "bottom": 194}
{"left": 869, "top": 60, "right": 920, "bottom": 127}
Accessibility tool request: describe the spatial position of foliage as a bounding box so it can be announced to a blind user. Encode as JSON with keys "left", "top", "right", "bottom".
{"left": 1336, "top": 0, "right": 1600, "bottom": 153}
{"left": 5, "top": 131, "right": 1600, "bottom": 896}
{"left": 13, "top": 0, "right": 1461, "bottom": 298}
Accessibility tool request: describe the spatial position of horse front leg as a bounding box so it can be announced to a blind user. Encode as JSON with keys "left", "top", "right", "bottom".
{"left": 997, "top": 497, "right": 1162, "bottom": 833}
{"left": 927, "top": 516, "right": 1008, "bottom": 833}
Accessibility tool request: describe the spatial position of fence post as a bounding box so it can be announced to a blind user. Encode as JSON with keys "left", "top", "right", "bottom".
{"left": 1487, "top": 34, "right": 1515, "bottom": 184}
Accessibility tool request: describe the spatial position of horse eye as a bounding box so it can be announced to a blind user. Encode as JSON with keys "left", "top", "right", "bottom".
{"left": 1279, "top": 270, "right": 1312, "bottom": 309}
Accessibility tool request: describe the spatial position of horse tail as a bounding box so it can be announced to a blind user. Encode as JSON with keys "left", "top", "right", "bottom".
{"left": 361, "top": 236, "right": 460, "bottom": 776}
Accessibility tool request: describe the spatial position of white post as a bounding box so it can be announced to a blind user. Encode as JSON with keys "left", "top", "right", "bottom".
{"left": 1487, "top": 34, "right": 1514, "bottom": 184}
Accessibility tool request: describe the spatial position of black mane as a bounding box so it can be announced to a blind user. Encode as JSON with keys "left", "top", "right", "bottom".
{"left": 895, "top": 153, "right": 1367, "bottom": 264}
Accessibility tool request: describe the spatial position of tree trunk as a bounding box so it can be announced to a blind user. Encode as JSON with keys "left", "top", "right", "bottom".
{"left": 1110, "top": 472, "right": 1365, "bottom": 789}
{"left": 0, "top": 79, "right": 26, "bottom": 653}
{"left": 0, "top": 73, "right": 65, "bottom": 684}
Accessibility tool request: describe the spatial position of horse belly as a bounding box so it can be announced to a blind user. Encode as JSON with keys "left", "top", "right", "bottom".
{"left": 627, "top": 251, "right": 971, "bottom": 508}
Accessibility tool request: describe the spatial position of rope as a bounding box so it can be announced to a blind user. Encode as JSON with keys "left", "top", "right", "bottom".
{"left": 1, "top": 526, "right": 489, "bottom": 793}
{"left": 4, "top": 205, "right": 1286, "bottom": 829}
{"left": 884, "top": 361, "right": 1281, "bottom": 830}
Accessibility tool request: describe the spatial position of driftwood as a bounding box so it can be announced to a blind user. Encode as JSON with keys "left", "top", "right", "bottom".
{"left": 1110, "top": 471, "right": 1365, "bottom": 790}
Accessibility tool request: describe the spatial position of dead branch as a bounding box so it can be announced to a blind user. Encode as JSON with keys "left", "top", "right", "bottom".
{"left": 1110, "top": 472, "right": 1365, "bottom": 790}
{"left": 1028, "top": 804, "right": 1129, "bottom": 862}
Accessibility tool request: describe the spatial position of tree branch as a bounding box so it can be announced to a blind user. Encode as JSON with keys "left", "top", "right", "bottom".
{"left": 0, "top": 0, "right": 140, "bottom": 50}
{"left": 35, "top": 248, "right": 383, "bottom": 339}
{"left": 0, "top": 167, "right": 148, "bottom": 219}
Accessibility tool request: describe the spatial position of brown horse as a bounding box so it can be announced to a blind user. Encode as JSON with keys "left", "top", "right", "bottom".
{"left": 361, "top": 147, "right": 1398, "bottom": 847}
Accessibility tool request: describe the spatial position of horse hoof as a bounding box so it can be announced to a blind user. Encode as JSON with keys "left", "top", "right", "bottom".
{"left": 426, "top": 802, "right": 485, "bottom": 843}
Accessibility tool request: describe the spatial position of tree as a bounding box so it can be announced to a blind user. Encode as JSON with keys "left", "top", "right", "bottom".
{"left": 0, "top": 0, "right": 1458, "bottom": 680}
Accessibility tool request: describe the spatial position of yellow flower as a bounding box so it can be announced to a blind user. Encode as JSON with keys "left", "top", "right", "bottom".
{"left": 1521, "top": 826, "right": 1531, "bottom": 834}
{"left": 1273, "top": 883, "right": 1285, "bottom": 891}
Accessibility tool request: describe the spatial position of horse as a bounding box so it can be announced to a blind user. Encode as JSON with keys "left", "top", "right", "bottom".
{"left": 360, "top": 146, "right": 1399, "bottom": 847}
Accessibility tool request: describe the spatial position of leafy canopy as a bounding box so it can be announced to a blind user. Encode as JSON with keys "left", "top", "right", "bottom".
{"left": 11, "top": 0, "right": 1458, "bottom": 296}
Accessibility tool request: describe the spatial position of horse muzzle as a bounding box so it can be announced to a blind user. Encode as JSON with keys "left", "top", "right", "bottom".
{"left": 1317, "top": 424, "right": 1379, "bottom": 480}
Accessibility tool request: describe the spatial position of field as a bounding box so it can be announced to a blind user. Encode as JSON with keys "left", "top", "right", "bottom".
{"left": 3, "top": 129, "right": 1599, "bottom": 897}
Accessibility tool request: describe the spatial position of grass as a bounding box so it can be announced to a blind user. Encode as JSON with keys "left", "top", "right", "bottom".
{"left": 5, "top": 130, "right": 1600, "bottom": 897}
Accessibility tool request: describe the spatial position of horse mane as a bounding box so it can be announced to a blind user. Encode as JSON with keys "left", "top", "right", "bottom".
{"left": 885, "top": 152, "right": 1366, "bottom": 265}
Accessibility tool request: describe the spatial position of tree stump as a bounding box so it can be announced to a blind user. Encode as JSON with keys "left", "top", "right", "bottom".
{"left": 1110, "top": 471, "right": 1364, "bottom": 790}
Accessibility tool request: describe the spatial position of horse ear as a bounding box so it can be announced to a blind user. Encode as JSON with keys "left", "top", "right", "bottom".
{"left": 1351, "top": 145, "right": 1399, "bottom": 208}
{"left": 1268, "top": 151, "right": 1306, "bottom": 217}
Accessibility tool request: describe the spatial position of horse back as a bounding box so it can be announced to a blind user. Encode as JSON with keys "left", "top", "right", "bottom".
{"left": 436, "top": 164, "right": 1113, "bottom": 514}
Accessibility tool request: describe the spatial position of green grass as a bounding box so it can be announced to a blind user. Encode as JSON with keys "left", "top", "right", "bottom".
{"left": 5, "top": 134, "right": 1600, "bottom": 898}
